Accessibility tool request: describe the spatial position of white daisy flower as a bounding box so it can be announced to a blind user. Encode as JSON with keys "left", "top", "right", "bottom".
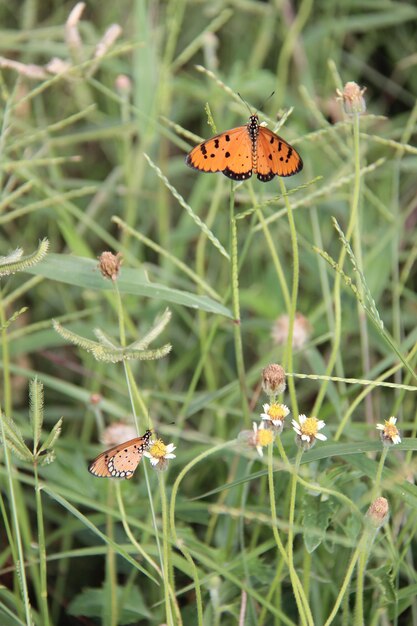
{"left": 261, "top": 403, "right": 289, "bottom": 434}
{"left": 144, "top": 440, "right": 176, "bottom": 471}
{"left": 376, "top": 416, "right": 401, "bottom": 446}
{"left": 292, "top": 414, "right": 327, "bottom": 449}
{"left": 238, "top": 422, "right": 275, "bottom": 458}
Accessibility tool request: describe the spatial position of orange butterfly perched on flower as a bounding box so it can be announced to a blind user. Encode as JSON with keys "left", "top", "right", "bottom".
{"left": 185, "top": 113, "right": 303, "bottom": 182}
{"left": 88, "top": 429, "right": 152, "bottom": 479}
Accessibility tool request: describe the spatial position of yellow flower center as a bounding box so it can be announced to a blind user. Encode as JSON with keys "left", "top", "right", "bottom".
{"left": 301, "top": 417, "right": 319, "bottom": 437}
{"left": 268, "top": 404, "right": 286, "bottom": 420}
{"left": 149, "top": 439, "right": 167, "bottom": 458}
{"left": 257, "top": 429, "right": 274, "bottom": 447}
{"left": 384, "top": 421, "right": 398, "bottom": 439}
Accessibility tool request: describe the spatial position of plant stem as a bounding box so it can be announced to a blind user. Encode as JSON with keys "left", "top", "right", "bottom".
{"left": 287, "top": 448, "right": 314, "bottom": 626}
{"left": 229, "top": 182, "right": 249, "bottom": 420}
{"left": 267, "top": 443, "right": 313, "bottom": 625}
{"left": 158, "top": 471, "right": 175, "bottom": 626}
{"left": 279, "top": 179, "right": 299, "bottom": 417}
{"left": 33, "top": 463, "right": 50, "bottom": 626}
{"left": 0, "top": 410, "right": 33, "bottom": 625}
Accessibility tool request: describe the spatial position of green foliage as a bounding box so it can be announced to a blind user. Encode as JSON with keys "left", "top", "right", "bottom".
{"left": 0, "top": 1, "right": 417, "bottom": 626}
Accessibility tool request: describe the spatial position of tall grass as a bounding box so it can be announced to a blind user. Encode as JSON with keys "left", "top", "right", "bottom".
{"left": 1, "top": 1, "right": 417, "bottom": 624}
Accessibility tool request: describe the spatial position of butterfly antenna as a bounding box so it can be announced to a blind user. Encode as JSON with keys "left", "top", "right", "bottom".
{"left": 257, "top": 91, "right": 275, "bottom": 114}
{"left": 237, "top": 92, "right": 252, "bottom": 115}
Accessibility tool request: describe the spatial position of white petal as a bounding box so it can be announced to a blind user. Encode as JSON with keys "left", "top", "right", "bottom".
{"left": 261, "top": 414, "right": 270, "bottom": 421}
{"left": 392, "top": 435, "right": 401, "bottom": 444}
{"left": 150, "top": 457, "right": 159, "bottom": 466}
{"left": 165, "top": 453, "right": 176, "bottom": 459}
{"left": 389, "top": 417, "right": 397, "bottom": 424}
{"left": 316, "top": 420, "right": 326, "bottom": 430}
{"left": 165, "top": 443, "right": 176, "bottom": 453}
{"left": 376, "top": 424, "right": 384, "bottom": 431}
{"left": 316, "top": 433, "right": 327, "bottom": 441}
{"left": 143, "top": 451, "right": 151, "bottom": 458}
{"left": 256, "top": 446, "right": 264, "bottom": 457}
{"left": 272, "top": 419, "right": 283, "bottom": 427}
{"left": 301, "top": 434, "right": 310, "bottom": 441}
{"left": 252, "top": 421, "right": 258, "bottom": 433}
{"left": 298, "top": 414, "right": 307, "bottom": 424}
{"left": 262, "top": 403, "right": 270, "bottom": 412}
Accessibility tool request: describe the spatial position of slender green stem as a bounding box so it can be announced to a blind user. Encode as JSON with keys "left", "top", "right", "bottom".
{"left": 267, "top": 443, "right": 313, "bottom": 625}
{"left": 312, "top": 111, "right": 362, "bottom": 417}
{"left": 114, "top": 281, "right": 127, "bottom": 348}
{"left": 104, "top": 485, "right": 118, "bottom": 626}
{"left": 158, "top": 472, "right": 174, "bottom": 626}
{"left": 354, "top": 537, "right": 368, "bottom": 626}
{"left": 0, "top": 292, "right": 12, "bottom": 416}
{"left": 33, "top": 463, "right": 50, "bottom": 626}
{"left": 229, "top": 183, "right": 249, "bottom": 420}
{"left": 0, "top": 410, "right": 32, "bottom": 625}
{"left": 170, "top": 441, "right": 235, "bottom": 626}
{"left": 323, "top": 545, "right": 361, "bottom": 626}
{"left": 112, "top": 279, "right": 166, "bottom": 617}
{"left": 372, "top": 446, "right": 389, "bottom": 501}
{"left": 279, "top": 179, "right": 299, "bottom": 418}
{"left": 286, "top": 448, "right": 313, "bottom": 626}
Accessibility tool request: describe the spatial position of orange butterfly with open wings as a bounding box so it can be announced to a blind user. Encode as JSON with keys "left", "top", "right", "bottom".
{"left": 88, "top": 429, "right": 152, "bottom": 479}
{"left": 186, "top": 113, "right": 303, "bottom": 182}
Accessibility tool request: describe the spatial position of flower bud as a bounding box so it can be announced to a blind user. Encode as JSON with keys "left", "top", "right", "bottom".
{"left": 262, "top": 364, "right": 286, "bottom": 397}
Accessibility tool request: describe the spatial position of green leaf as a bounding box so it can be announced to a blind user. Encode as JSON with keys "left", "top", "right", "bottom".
{"left": 39, "top": 417, "right": 63, "bottom": 454}
{"left": 302, "top": 493, "right": 335, "bottom": 553}
{"left": 26, "top": 253, "right": 233, "bottom": 318}
{"left": 67, "top": 585, "right": 151, "bottom": 624}
{"left": 0, "top": 413, "right": 32, "bottom": 462}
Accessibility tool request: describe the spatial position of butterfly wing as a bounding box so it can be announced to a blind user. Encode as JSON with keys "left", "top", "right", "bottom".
{"left": 88, "top": 430, "right": 152, "bottom": 479}
{"left": 256, "top": 126, "right": 303, "bottom": 181}
{"left": 186, "top": 126, "right": 254, "bottom": 181}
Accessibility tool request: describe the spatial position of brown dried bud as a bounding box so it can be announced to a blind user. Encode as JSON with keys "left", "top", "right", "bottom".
{"left": 98, "top": 251, "right": 122, "bottom": 281}
{"left": 115, "top": 74, "right": 132, "bottom": 93}
{"left": 262, "top": 364, "right": 286, "bottom": 397}
{"left": 272, "top": 312, "right": 312, "bottom": 349}
{"left": 89, "top": 393, "right": 102, "bottom": 405}
{"left": 336, "top": 81, "right": 367, "bottom": 115}
{"left": 366, "top": 497, "right": 389, "bottom": 528}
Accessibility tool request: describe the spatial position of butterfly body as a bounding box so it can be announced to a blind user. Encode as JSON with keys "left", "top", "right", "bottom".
{"left": 88, "top": 429, "right": 152, "bottom": 479}
{"left": 186, "top": 114, "right": 303, "bottom": 182}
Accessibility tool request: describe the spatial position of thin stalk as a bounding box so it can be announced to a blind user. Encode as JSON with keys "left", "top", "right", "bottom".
{"left": 286, "top": 448, "right": 314, "bottom": 626}
{"left": 170, "top": 441, "right": 236, "bottom": 626}
{"left": 112, "top": 280, "right": 165, "bottom": 615}
{"left": 354, "top": 534, "right": 370, "bottom": 626}
{"left": 1, "top": 291, "right": 12, "bottom": 416}
{"left": 0, "top": 411, "right": 32, "bottom": 625}
{"left": 238, "top": 460, "right": 257, "bottom": 625}
{"left": 323, "top": 546, "right": 361, "bottom": 626}
{"left": 158, "top": 472, "right": 175, "bottom": 626}
{"left": 267, "top": 443, "right": 312, "bottom": 625}
{"left": 229, "top": 183, "right": 249, "bottom": 420}
{"left": 371, "top": 446, "right": 389, "bottom": 501}
{"left": 312, "top": 111, "right": 362, "bottom": 416}
{"left": 104, "top": 486, "right": 118, "bottom": 626}
{"left": 279, "top": 179, "right": 299, "bottom": 416}
{"left": 33, "top": 463, "right": 50, "bottom": 626}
